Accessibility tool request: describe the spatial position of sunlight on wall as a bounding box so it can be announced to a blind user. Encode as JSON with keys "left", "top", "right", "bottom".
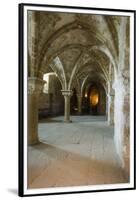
{"left": 43, "top": 72, "right": 56, "bottom": 94}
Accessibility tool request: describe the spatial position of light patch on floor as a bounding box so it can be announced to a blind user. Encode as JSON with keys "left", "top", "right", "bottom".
{"left": 28, "top": 116, "right": 127, "bottom": 189}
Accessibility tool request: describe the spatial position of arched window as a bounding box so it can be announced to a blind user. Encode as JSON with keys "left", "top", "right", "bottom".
{"left": 43, "top": 72, "right": 56, "bottom": 94}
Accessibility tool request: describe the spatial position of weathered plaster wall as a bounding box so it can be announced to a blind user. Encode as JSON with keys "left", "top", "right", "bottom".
{"left": 114, "top": 77, "right": 130, "bottom": 180}
{"left": 114, "top": 17, "right": 130, "bottom": 179}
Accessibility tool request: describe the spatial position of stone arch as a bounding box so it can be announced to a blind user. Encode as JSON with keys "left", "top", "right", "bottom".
{"left": 82, "top": 81, "right": 107, "bottom": 115}
{"left": 89, "top": 45, "right": 118, "bottom": 75}
{"left": 76, "top": 60, "right": 109, "bottom": 83}
{"left": 40, "top": 43, "right": 111, "bottom": 92}
{"left": 82, "top": 74, "right": 107, "bottom": 97}
{"left": 104, "top": 16, "right": 119, "bottom": 56}
{"left": 38, "top": 20, "right": 111, "bottom": 71}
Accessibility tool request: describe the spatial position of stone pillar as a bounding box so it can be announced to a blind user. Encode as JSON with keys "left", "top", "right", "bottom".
{"left": 61, "top": 90, "right": 73, "bottom": 122}
{"left": 106, "top": 95, "right": 108, "bottom": 119}
{"left": 77, "top": 94, "right": 82, "bottom": 115}
{"left": 122, "top": 94, "right": 130, "bottom": 180}
{"left": 28, "top": 77, "right": 45, "bottom": 145}
{"left": 113, "top": 77, "right": 130, "bottom": 180}
{"left": 107, "top": 94, "right": 114, "bottom": 125}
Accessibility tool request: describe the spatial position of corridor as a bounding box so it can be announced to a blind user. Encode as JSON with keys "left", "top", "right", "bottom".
{"left": 28, "top": 116, "right": 127, "bottom": 189}
{"left": 27, "top": 8, "right": 131, "bottom": 190}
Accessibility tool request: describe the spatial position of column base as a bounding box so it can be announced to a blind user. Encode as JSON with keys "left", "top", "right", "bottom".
{"left": 64, "top": 119, "right": 72, "bottom": 123}
{"left": 28, "top": 137, "right": 40, "bottom": 145}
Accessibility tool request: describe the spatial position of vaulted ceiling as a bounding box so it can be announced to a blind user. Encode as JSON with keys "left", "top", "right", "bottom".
{"left": 28, "top": 10, "right": 123, "bottom": 93}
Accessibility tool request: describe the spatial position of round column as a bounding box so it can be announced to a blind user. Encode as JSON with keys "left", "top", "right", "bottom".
{"left": 61, "top": 90, "right": 73, "bottom": 122}
{"left": 28, "top": 77, "right": 45, "bottom": 145}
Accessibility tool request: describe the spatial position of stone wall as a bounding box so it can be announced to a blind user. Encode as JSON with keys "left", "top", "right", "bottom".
{"left": 114, "top": 77, "right": 130, "bottom": 180}
{"left": 38, "top": 74, "right": 64, "bottom": 118}
{"left": 98, "top": 86, "right": 106, "bottom": 115}
{"left": 113, "top": 17, "right": 130, "bottom": 180}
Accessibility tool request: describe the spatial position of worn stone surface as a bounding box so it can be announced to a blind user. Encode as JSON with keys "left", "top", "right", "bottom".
{"left": 28, "top": 116, "right": 127, "bottom": 188}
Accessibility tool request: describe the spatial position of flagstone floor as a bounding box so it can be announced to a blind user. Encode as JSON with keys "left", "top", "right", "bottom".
{"left": 28, "top": 116, "right": 127, "bottom": 189}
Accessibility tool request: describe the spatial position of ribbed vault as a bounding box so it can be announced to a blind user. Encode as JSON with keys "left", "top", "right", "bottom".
{"left": 27, "top": 9, "right": 131, "bottom": 181}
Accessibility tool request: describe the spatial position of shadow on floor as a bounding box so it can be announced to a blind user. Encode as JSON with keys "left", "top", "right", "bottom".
{"left": 39, "top": 115, "right": 107, "bottom": 124}
{"left": 39, "top": 118, "right": 63, "bottom": 123}
{"left": 28, "top": 142, "right": 128, "bottom": 189}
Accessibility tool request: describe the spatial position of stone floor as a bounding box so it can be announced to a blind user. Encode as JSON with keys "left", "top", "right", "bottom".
{"left": 27, "top": 115, "right": 127, "bottom": 189}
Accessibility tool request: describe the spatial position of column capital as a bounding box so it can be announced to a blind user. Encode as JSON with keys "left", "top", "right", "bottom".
{"left": 61, "top": 90, "right": 73, "bottom": 97}
{"left": 28, "top": 77, "right": 45, "bottom": 95}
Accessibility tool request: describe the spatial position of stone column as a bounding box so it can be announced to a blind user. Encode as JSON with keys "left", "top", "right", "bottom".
{"left": 77, "top": 94, "right": 82, "bottom": 115}
{"left": 106, "top": 95, "right": 108, "bottom": 119}
{"left": 107, "top": 94, "right": 114, "bottom": 125}
{"left": 61, "top": 90, "right": 73, "bottom": 122}
{"left": 28, "top": 77, "right": 45, "bottom": 145}
{"left": 122, "top": 94, "right": 130, "bottom": 180}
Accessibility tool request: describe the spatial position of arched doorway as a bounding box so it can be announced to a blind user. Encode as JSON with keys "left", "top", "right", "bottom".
{"left": 89, "top": 87, "right": 99, "bottom": 115}
{"left": 82, "top": 82, "right": 106, "bottom": 116}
